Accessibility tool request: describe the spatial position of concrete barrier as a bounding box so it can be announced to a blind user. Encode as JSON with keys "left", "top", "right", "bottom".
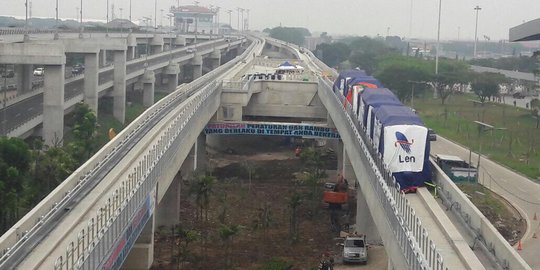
{"left": 430, "top": 158, "right": 531, "bottom": 270}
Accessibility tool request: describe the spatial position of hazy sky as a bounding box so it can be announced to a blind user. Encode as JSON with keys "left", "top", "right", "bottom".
{"left": 2, "top": 0, "right": 539, "bottom": 41}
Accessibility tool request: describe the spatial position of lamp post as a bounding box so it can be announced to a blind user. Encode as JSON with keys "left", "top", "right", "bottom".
{"left": 435, "top": 0, "right": 442, "bottom": 75}
{"left": 55, "top": 0, "right": 59, "bottom": 28}
{"left": 129, "top": 0, "right": 132, "bottom": 22}
{"left": 473, "top": 5, "right": 482, "bottom": 58}
{"left": 227, "top": 10, "right": 232, "bottom": 28}
{"left": 25, "top": 0, "right": 28, "bottom": 34}
{"left": 245, "top": 9, "right": 250, "bottom": 31}
{"left": 154, "top": 0, "right": 157, "bottom": 29}
{"left": 236, "top": 7, "right": 242, "bottom": 31}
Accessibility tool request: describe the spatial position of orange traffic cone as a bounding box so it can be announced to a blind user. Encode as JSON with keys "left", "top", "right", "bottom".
{"left": 534, "top": 233, "right": 538, "bottom": 239}
{"left": 534, "top": 213, "right": 538, "bottom": 221}
{"left": 517, "top": 240, "right": 523, "bottom": 251}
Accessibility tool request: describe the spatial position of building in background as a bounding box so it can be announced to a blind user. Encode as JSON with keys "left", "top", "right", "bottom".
{"left": 170, "top": 5, "right": 215, "bottom": 34}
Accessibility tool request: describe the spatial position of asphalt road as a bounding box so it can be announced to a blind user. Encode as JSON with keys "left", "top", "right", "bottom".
{"left": 0, "top": 40, "right": 230, "bottom": 135}
{"left": 430, "top": 136, "right": 540, "bottom": 268}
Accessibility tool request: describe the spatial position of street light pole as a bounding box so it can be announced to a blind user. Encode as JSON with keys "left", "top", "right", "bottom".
{"left": 473, "top": 5, "right": 482, "bottom": 59}
{"left": 129, "top": 0, "right": 132, "bottom": 22}
{"left": 227, "top": 10, "right": 232, "bottom": 28}
{"left": 435, "top": 0, "right": 442, "bottom": 75}
{"left": 55, "top": 0, "right": 59, "bottom": 28}
{"left": 154, "top": 0, "right": 158, "bottom": 29}
{"left": 236, "top": 8, "right": 241, "bottom": 31}
{"left": 25, "top": 0, "right": 28, "bottom": 33}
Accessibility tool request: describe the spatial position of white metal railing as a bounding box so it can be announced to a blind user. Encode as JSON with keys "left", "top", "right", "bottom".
{"left": 49, "top": 39, "right": 259, "bottom": 270}
{"left": 319, "top": 79, "right": 443, "bottom": 269}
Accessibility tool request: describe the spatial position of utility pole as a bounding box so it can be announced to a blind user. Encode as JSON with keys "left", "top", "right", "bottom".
{"left": 55, "top": 0, "right": 59, "bottom": 28}
{"left": 435, "top": 0, "right": 442, "bottom": 75}
{"left": 473, "top": 5, "right": 482, "bottom": 58}
{"left": 240, "top": 8, "right": 244, "bottom": 31}
{"left": 80, "top": 0, "right": 83, "bottom": 24}
{"left": 25, "top": 0, "right": 28, "bottom": 33}
{"left": 154, "top": 0, "right": 157, "bottom": 29}
{"left": 245, "top": 9, "right": 250, "bottom": 31}
{"left": 236, "top": 7, "right": 241, "bottom": 30}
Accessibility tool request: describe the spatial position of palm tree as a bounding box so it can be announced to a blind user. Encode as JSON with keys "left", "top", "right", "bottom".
{"left": 219, "top": 224, "right": 240, "bottom": 269}
{"left": 288, "top": 191, "right": 302, "bottom": 243}
{"left": 190, "top": 173, "right": 216, "bottom": 222}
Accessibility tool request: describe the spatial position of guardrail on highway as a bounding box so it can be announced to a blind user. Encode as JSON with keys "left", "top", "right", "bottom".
{"left": 430, "top": 158, "right": 531, "bottom": 270}
{"left": 0, "top": 34, "right": 259, "bottom": 269}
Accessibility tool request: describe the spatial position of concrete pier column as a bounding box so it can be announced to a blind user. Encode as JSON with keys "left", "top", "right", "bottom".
{"left": 194, "top": 132, "right": 207, "bottom": 173}
{"left": 141, "top": 69, "right": 155, "bottom": 107}
{"left": 127, "top": 46, "right": 136, "bottom": 60}
{"left": 43, "top": 64, "right": 65, "bottom": 146}
{"left": 15, "top": 64, "right": 33, "bottom": 93}
{"left": 173, "top": 36, "right": 186, "bottom": 47}
{"left": 156, "top": 173, "right": 182, "bottom": 227}
{"left": 355, "top": 186, "right": 382, "bottom": 244}
{"left": 113, "top": 50, "right": 127, "bottom": 124}
{"left": 209, "top": 48, "right": 221, "bottom": 70}
{"left": 122, "top": 213, "right": 155, "bottom": 269}
{"left": 191, "top": 54, "right": 203, "bottom": 80}
{"left": 83, "top": 53, "right": 99, "bottom": 113}
{"left": 150, "top": 34, "right": 164, "bottom": 55}
{"left": 99, "top": 50, "right": 107, "bottom": 67}
{"left": 126, "top": 33, "right": 137, "bottom": 60}
{"left": 164, "top": 62, "right": 180, "bottom": 93}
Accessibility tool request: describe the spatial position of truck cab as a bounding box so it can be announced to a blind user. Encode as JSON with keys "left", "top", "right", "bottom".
{"left": 435, "top": 154, "right": 478, "bottom": 182}
{"left": 342, "top": 234, "right": 368, "bottom": 264}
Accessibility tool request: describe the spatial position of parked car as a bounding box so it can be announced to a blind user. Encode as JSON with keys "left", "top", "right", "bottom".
{"left": 0, "top": 69, "right": 14, "bottom": 78}
{"left": 33, "top": 67, "right": 44, "bottom": 76}
{"left": 342, "top": 235, "right": 368, "bottom": 264}
{"left": 428, "top": 128, "right": 437, "bottom": 141}
{"left": 186, "top": 47, "right": 197, "bottom": 53}
{"left": 512, "top": 92, "right": 525, "bottom": 99}
{"left": 71, "top": 64, "right": 85, "bottom": 75}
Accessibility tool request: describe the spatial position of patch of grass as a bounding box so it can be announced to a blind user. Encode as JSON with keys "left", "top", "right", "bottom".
{"left": 457, "top": 183, "right": 509, "bottom": 218}
{"left": 412, "top": 93, "right": 540, "bottom": 180}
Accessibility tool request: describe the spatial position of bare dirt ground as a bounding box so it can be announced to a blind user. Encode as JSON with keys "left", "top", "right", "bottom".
{"left": 151, "top": 137, "right": 387, "bottom": 269}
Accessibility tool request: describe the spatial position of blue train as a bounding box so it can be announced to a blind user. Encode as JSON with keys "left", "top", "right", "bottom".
{"left": 332, "top": 70, "right": 431, "bottom": 192}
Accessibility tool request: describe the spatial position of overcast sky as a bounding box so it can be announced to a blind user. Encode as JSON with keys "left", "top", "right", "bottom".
{"left": 2, "top": 0, "right": 539, "bottom": 41}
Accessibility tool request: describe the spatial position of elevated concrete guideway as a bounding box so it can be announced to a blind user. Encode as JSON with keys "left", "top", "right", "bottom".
{"left": 0, "top": 37, "right": 245, "bottom": 141}
{"left": 0, "top": 36, "right": 263, "bottom": 270}
{"left": 510, "top": 18, "right": 540, "bottom": 42}
{"left": 1, "top": 33, "right": 526, "bottom": 270}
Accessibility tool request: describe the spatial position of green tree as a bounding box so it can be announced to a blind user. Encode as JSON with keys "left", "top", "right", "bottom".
{"left": 176, "top": 226, "right": 200, "bottom": 269}
{"left": 288, "top": 191, "right": 302, "bottom": 243}
{"left": 219, "top": 224, "right": 241, "bottom": 269}
{"left": 315, "top": 42, "right": 350, "bottom": 67}
{"left": 68, "top": 102, "right": 98, "bottom": 163}
{"left": 269, "top": 27, "right": 310, "bottom": 46}
{"left": 347, "top": 36, "right": 398, "bottom": 74}
{"left": 531, "top": 98, "right": 540, "bottom": 128}
{"left": 431, "top": 60, "right": 472, "bottom": 104}
{"left": 471, "top": 72, "right": 507, "bottom": 102}
{"left": 375, "top": 55, "right": 432, "bottom": 101}
{"left": 190, "top": 173, "right": 216, "bottom": 222}
{"left": 32, "top": 146, "right": 77, "bottom": 201}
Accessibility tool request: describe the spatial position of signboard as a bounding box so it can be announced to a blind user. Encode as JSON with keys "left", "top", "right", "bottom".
{"left": 204, "top": 122, "right": 340, "bottom": 139}
{"left": 382, "top": 125, "right": 427, "bottom": 173}
{"left": 100, "top": 188, "right": 156, "bottom": 270}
